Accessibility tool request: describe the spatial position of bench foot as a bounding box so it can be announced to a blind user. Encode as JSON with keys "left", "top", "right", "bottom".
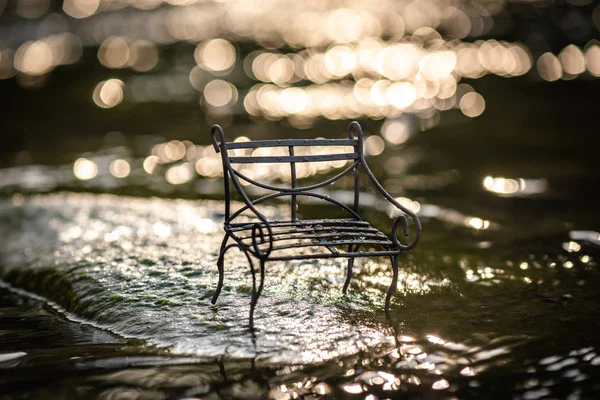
{"left": 385, "top": 255, "right": 399, "bottom": 318}
{"left": 343, "top": 244, "right": 360, "bottom": 294}
{"left": 211, "top": 234, "right": 230, "bottom": 304}
{"left": 249, "top": 259, "right": 265, "bottom": 329}
{"left": 343, "top": 257, "right": 354, "bottom": 294}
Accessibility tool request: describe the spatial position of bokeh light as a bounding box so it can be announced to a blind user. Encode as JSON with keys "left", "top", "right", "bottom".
{"left": 203, "top": 79, "right": 237, "bottom": 107}
{"left": 109, "top": 159, "right": 131, "bottom": 178}
{"left": 129, "top": 40, "right": 159, "bottom": 72}
{"left": 365, "top": 135, "right": 385, "bottom": 156}
{"left": 459, "top": 92, "right": 485, "bottom": 118}
{"left": 73, "top": 158, "right": 97, "bottom": 180}
{"left": 93, "top": 79, "right": 124, "bottom": 108}
{"left": 14, "top": 41, "right": 53, "bottom": 76}
{"left": 537, "top": 53, "right": 563, "bottom": 82}
{"left": 381, "top": 119, "right": 411, "bottom": 145}
{"left": 195, "top": 39, "right": 236, "bottom": 73}
{"left": 585, "top": 44, "right": 600, "bottom": 77}
{"left": 559, "top": 45, "right": 586, "bottom": 76}
{"left": 143, "top": 155, "right": 160, "bottom": 174}
{"left": 98, "top": 37, "right": 130, "bottom": 69}
{"left": 62, "top": 0, "right": 99, "bottom": 19}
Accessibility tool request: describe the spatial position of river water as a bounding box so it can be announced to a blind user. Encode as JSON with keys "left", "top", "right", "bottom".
{"left": 2, "top": 1, "right": 600, "bottom": 399}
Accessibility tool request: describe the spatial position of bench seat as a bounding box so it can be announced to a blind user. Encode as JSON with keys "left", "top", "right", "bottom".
{"left": 227, "top": 218, "right": 400, "bottom": 261}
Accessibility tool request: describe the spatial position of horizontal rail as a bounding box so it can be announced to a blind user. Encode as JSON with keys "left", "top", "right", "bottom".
{"left": 237, "top": 231, "right": 391, "bottom": 245}
{"left": 265, "top": 250, "right": 401, "bottom": 261}
{"left": 228, "top": 219, "right": 370, "bottom": 231}
{"left": 251, "top": 239, "right": 394, "bottom": 252}
{"left": 229, "top": 153, "right": 357, "bottom": 164}
{"left": 224, "top": 138, "right": 358, "bottom": 150}
{"left": 234, "top": 225, "right": 382, "bottom": 240}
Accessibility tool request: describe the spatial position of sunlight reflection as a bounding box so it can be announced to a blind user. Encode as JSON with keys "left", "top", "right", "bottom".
{"left": 203, "top": 79, "right": 237, "bottom": 108}
{"left": 98, "top": 36, "right": 130, "bottom": 69}
{"left": 432, "top": 379, "right": 449, "bottom": 390}
{"left": 165, "top": 163, "right": 194, "bottom": 185}
{"left": 559, "top": 45, "right": 586, "bottom": 77}
{"left": 563, "top": 241, "right": 581, "bottom": 253}
{"left": 381, "top": 119, "right": 411, "bottom": 145}
{"left": 466, "top": 217, "right": 490, "bottom": 230}
{"left": 483, "top": 176, "right": 547, "bottom": 196}
{"left": 537, "top": 53, "right": 563, "bottom": 82}
{"left": 459, "top": 92, "right": 485, "bottom": 118}
{"left": 93, "top": 79, "right": 124, "bottom": 108}
{"left": 195, "top": 39, "right": 236, "bottom": 73}
{"left": 63, "top": 0, "right": 98, "bottom": 18}
{"left": 341, "top": 383, "right": 363, "bottom": 394}
{"left": 569, "top": 231, "right": 600, "bottom": 246}
{"left": 586, "top": 44, "right": 600, "bottom": 77}
{"left": 109, "top": 159, "right": 131, "bottom": 178}
{"left": 14, "top": 41, "right": 53, "bottom": 76}
{"left": 73, "top": 158, "right": 97, "bottom": 180}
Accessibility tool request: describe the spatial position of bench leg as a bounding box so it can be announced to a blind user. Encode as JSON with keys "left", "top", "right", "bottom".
{"left": 257, "top": 259, "right": 266, "bottom": 303}
{"left": 249, "top": 258, "right": 265, "bottom": 329}
{"left": 385, "top": 255, "right": 399, "bottom": 318}
{"left": 343, "top": 258, "right": 354, "bottom": 294}
{"left": 211, "top": 233, "right": 230, "bottom": 304}
{"left": 343, "top": 244, "right": 360, "bottom": 294}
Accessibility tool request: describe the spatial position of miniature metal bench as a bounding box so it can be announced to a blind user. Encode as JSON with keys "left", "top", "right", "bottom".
{"left": 209, "top": 121, "right": 421, "bottom": 326}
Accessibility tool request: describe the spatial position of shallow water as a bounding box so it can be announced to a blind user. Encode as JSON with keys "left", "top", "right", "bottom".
{"left": 1, "top": 139, "right": 600, "bottom": 399}
{"left": 2, "top": 88, "right": 600, "bottom": 398}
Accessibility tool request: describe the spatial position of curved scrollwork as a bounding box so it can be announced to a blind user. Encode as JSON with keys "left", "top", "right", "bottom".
{"left": 391, "top": 214, "right": 420, "bottom": 251}
{"left": 347, "top": 120, "right": 364, "bottom": 155}
{"left": 211, "top": 124, "right": 226, "bottom": 153}
{"left": 251, "top": 221, "right": 273, "bottom": 258}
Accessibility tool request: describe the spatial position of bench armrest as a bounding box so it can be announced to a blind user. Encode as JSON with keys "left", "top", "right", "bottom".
{"left": 212, "top": 125, "right": 274, "bottom": 258}
{"left": 366, "top": 168, "right": 421, "bottom": 251}
{"left": 348, "top": 121, "right": 421, "bottom": 251}
{"left": 367, "top": 167, "right": 422, "bottom": 250}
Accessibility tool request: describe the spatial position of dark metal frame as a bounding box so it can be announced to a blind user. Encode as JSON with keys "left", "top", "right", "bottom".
{"left": 210, "top": 121, "right": 421, "bottom": 326}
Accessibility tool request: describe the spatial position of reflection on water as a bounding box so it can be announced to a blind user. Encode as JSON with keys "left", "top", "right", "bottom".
{"left": 483, "top": 176, "right": 548, "bottom": 196}
{"left": 0, "top": 188, "right": 599, "bottom": 398}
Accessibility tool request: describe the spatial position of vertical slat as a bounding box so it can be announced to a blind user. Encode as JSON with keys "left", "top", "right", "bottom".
{"left": 353, "top": 165, "right": 360, "bottom": 214}
{"left": 224, "top": 169, "right": 230, "bottom": 220}
{"left": 289, "top": 146, "right": 297, "bottom": 221}
{"left": 353, "top": 134, "right": 362, "bottom": 215}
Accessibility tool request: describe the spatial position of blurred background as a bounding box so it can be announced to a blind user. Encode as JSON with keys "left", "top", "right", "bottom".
{"left": 0, "top": 0, "right": 598, "bottom": 190}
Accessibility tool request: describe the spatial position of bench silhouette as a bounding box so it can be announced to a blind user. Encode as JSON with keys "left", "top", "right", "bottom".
{"left": 209, "top": 121, "right": 421, "bottom": 326}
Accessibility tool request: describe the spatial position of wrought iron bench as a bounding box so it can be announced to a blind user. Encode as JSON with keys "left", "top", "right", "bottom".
{"left": 209, "top": 121, "right": 421, "bottom": 326}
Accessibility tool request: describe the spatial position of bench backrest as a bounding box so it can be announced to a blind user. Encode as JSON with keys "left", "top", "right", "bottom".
{"left": 211, "top": 122, "right": 365, "bottom": 223}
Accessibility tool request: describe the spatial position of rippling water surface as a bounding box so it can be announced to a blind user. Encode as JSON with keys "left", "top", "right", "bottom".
{"left": 2, "top": 0, "right": 600, "bottom": 398}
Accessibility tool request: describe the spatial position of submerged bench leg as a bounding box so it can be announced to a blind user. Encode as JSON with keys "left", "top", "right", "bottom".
{"left": 385, "top": 255, "right": 399, "bottom": 318}
{"left": 249, "top": 259, "right": 265, "bottom": 329}
{"left": 211, "top": 234, "right": 230, "bottom": 304}
{"left": 343, "top": 257, "right": 354, "bottom": 294}
{"left": 343, "top": 244, "right": 360, "bottom": 294}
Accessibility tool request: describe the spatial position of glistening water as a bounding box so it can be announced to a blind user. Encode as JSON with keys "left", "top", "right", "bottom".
{"left": 2, "top": 99, "right": 600, "bottom": 398}
{"left": 2, "top": 0, "right": 600, "bottom": 399}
